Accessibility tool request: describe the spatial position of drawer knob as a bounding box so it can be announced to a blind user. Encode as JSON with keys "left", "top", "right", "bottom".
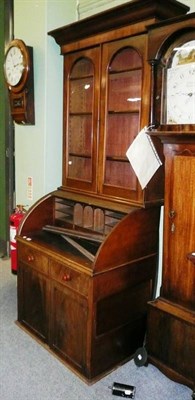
{"left": 62, "top": 273, "right": 71, "bottom": 281}
{"left": 187, "top": 252, "right": 195, "bottom": 264}
{"left": 27, "top": 254, "right": 34, "bottom": 262}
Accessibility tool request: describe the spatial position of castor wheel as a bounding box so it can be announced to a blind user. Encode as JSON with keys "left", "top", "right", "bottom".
{"left": 134, "top": 347, "right": 148, "bottom": 367}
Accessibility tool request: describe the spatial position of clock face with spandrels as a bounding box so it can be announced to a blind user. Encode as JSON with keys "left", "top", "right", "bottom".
{"left": 166, "top": 40, "right": 195, "bottom": 125}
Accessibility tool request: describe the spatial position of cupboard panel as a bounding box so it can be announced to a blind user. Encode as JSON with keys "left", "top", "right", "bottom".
{"left": 162, "top": 151, "right": 195, "bottom": 309}
{"left": 50, "top": 282, "right": 88, "bottom": 372}
{"left": 18, "top": 263, "right": 49, "bottom": 342}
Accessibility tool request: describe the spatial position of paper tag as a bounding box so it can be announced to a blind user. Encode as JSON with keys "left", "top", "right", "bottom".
{"left": 126, "top": 126, "right": 162, "bottom": 189}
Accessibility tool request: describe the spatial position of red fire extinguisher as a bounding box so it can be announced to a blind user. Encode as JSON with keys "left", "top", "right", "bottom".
{"left": 10, "top": 205, "right": 26, "bottom": 274}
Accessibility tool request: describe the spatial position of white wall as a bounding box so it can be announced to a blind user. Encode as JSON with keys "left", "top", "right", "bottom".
{"left": 77, "top": 0, "right": 130, "bottom": 18}
{"left": 14, "top": 0, "right": 76, "bottom": 208}
{"left": 78, "top": 0, "right": 195, "bottom": 18}
{"left": 184, "top": 0, "right": 195, "bottom": 12}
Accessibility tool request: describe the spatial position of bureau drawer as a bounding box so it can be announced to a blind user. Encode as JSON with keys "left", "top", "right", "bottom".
{"left": 18, "top": 243, "right": 49, "bottom": 275}
{"left": 50, "top": 260, "right": 89, "bottom": 297}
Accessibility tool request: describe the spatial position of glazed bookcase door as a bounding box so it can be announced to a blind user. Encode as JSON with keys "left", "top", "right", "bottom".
{"left": 99, "top": 35, "right": 149, "bottom": 202}
{"left": 62, "top": 47, "right": 100, "bottom": 192}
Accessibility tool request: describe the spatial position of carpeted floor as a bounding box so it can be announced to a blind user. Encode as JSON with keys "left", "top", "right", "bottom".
{"left": 0, "top": 257, "right": 192, "bottom": 400}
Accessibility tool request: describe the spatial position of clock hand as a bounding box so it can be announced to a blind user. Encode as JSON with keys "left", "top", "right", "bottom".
{"left": 179, "top": 92, "right": 195, "bottom": 96}
{"left": 187, "top": 92, "right": 195, "bottom": 97}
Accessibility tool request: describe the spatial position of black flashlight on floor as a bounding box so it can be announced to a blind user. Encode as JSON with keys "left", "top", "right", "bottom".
{"left": 109, "top": 382, "right": 136, "bottom": 398}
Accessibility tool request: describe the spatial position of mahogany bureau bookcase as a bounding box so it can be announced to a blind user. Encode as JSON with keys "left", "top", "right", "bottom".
{"left": 16, "top": 0, "right": 188, "bottom": 383}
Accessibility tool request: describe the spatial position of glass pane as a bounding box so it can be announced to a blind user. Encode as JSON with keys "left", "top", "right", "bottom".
{"left": 108, "top": 70, "right": 142, "bottom": 112}
{"left": 104, "top": 47, "right": 142, "bottom": 190}
{"left": 68, "top": 115, "right": 92, "bottom": 155}
{"left": 109, "top": 47, "right": 142, "bottom": 71}
{"left": 70, "top": 57, "right": 94, "bottom": 77}
{"left": 68, "top": 156, "right": 92, "bottom": 181}
{"left": 67, "top": 58, "right": 94, "bottom": 182}
{"left": 69, "top": 77, "right": 93, "bottom": 113}
{"left": 106, "top": 113, "right": 139, "bottom": 158}
{"left": 105, "top": 160, "right": 137, "bottom": 190}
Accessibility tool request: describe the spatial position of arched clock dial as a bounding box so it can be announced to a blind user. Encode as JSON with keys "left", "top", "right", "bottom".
{"left": 166, "top": 40, "right": 195, "bottom": 125}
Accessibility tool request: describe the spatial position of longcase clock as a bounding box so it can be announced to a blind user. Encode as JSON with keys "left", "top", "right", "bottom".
{"left": 146, "top": 13, "right": 195, "bottom": 398}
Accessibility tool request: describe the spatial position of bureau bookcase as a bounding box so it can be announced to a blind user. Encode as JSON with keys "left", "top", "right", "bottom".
{"left": 17, "top": 0, "right": 188, "bottom": 382}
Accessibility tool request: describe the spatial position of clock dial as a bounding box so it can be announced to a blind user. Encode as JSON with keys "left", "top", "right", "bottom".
{"left": 4, "top": 45, "right": 25, "bottom": 86}
{"left": 4, "top": 39, "right": 35, "bottom": 124}
{"left": 167, "top": 63, "right": 195, "bottom": 124}
{"left": 166, "top": 40, "right": 195, "bottom": 124}
{"left": 171, "top": 40, "right": 195, "bottom": 67}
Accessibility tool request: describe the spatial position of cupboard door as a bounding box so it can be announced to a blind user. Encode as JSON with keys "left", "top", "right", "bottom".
{"left": 50, "top": 281, "right": 88, "bottom": 374}
{"left": 17, "top": 263, "right": 49, "bottom": 342}
{"left": 62, "top": 47, "right": 100, "bottom": 192}
{"left": 99, "top": 35, "right": 150, "bottom": 202}
{"left": 162, "top": 146, "right": 195, "bottom": 309}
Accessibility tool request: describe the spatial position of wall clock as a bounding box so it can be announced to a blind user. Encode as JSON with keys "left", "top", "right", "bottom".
{"left": 4, "top": 39, "right": 35, "bottom": 125}
{"left": 164, "top": 39, "right": 195, "bottom": 125}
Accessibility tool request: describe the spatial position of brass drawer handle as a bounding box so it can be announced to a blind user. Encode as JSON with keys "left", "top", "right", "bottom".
{"left": 62, "top": 273, "right": 71, "bottom": 281}
{"left": 187, "top": 252, "right": 195, "bottom": 264}
{"left": 27, "top": 254, "right": 34, "bottom": 262}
